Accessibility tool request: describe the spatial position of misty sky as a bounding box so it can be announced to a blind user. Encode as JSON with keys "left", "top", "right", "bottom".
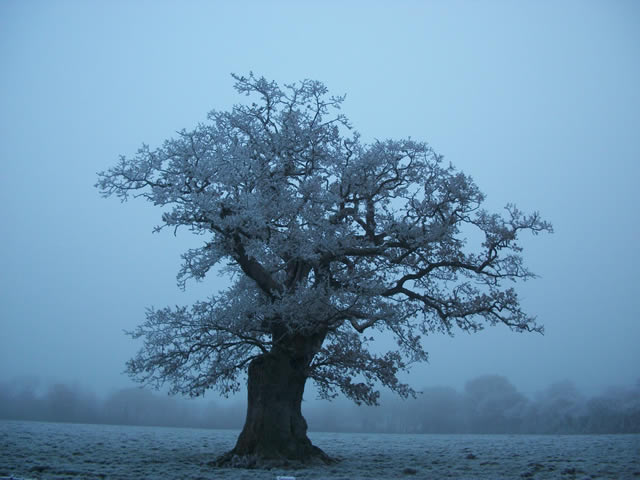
{"left": 1, "top": 0, "right": 638, "bottom": 402}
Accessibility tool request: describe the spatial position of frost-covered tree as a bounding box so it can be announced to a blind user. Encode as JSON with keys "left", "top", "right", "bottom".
{"left": 97, "top": 73, "right": 551, "bottom": 465}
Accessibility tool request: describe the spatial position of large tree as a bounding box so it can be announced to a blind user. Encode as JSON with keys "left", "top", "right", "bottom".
{"left": 97, "top": 73, "right": 551, "bottom": 465}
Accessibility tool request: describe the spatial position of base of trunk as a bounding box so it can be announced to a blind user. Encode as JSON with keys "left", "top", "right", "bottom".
{"left": 213, "top": 351, "right": 335, "bottom": 468}
{"left": 214, "top": 443, "right": 335, "bottom": 469}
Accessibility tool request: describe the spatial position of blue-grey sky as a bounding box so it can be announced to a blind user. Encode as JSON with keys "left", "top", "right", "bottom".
{"left": 1, "top": 0, "right": 638, "bottom": 400}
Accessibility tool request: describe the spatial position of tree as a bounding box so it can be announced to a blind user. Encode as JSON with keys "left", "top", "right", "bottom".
{"left": 529, "top": 380, "right": 585, "bottom": 433}
{"left": 96, "top": 73, "right": 551, "bottom": 465}
{"left": 463, "top": 375, "right": 528, "bottom": 433}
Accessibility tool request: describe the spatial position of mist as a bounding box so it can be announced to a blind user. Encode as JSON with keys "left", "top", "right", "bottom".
{"left": 1, "top": 0, "right": 639, "bottom": 431}
{"left": 2, "top": 375, "right": 638, "bottom": 434}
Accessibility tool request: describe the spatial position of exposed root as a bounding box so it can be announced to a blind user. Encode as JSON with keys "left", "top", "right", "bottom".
{"left": 212, "top": 446, "right": 336, "bottom": 469}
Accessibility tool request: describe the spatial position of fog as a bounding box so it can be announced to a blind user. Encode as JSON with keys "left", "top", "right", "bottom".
{"left": 1, "top": 1, "right": 639, "bottom": 405}
{"left": 1, "top": 376, "right": 638, "bottom": 434}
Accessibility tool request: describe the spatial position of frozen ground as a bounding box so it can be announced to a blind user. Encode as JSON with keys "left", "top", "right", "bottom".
{"left": 0, "top": 420, "right": 639, "bottom": 479}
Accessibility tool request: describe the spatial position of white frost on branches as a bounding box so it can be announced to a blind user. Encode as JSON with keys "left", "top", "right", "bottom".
{"left": 97, "top": 73, "right": 552, "bottom": 404}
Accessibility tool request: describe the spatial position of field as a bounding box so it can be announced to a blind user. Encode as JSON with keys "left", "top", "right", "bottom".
{"left": 1, "top": 420, "right": 639, "bottom": 479}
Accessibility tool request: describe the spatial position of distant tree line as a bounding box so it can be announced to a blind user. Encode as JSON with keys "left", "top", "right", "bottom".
{"left": 306, "top": 376, "right": 640, "bottom": 434}
{"left": 0, "top": 379, "right": 242, "bottom": 429}
{"left": 1, "top": 375, "right": 638, "bottom": 434}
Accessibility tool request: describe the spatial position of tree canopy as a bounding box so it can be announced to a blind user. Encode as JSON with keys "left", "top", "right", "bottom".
{"left": 97, "top": 73, "right": 551, "bottom": 407}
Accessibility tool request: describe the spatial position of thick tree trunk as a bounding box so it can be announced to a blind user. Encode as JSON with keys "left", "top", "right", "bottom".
{"left": 216, "top": 340, "right": 332, "bottom": 467}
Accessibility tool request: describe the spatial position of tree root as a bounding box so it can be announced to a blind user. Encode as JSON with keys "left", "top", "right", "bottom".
{"left": 212, "top": 445, "right": 336, "bottom": 469}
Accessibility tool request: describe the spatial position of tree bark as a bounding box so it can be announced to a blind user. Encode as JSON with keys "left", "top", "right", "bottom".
{"left": 216, "top": 336, "right": 332, "bottom": 467}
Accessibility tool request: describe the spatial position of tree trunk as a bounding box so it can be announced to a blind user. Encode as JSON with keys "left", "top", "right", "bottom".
{"left": 216, "top": 340, "right": 332, "bottom": 467}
